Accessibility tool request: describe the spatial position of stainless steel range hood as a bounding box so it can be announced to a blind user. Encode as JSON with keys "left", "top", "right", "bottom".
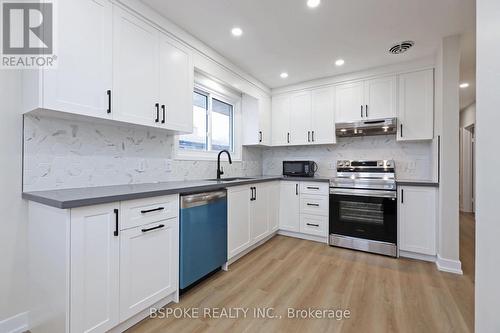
{"left": 336, "top": 118, "right": 397, "bottom": 137}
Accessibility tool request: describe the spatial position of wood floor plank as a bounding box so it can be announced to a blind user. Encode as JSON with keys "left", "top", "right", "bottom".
{"left": 127, "top": 214, "right": 474, "bottom": 333}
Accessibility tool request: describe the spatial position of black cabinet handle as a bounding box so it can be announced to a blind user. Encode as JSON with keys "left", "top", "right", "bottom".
{"left": 107, "top": 90, "right": 111, "bottom": 114}
{"left": 306, "top": 223, "right": 320, "bottom": 227}
{"left": 307, "top": 203, "right": 320, "bottom": 207}
{"left": 155, "top": 103, "right": 160, "bottom": 123}
{"left": 401, "top": 189, "right": 404, "bottom": 204}
{"left": 140, "top": 207, "right": 165, "bottom": 214}
{"left": 400, "top": 124, "right": 403, "bottom": 137}
{"left": 365, "top": 105, "right": 368, "bottom": 118}
{"left": 295, "top": 184, "right": 298, "bottom": 195}
{"left": 113, "top": 209, "right": 119, "bottom": 237}
{"left": 259, "top": 131, "right": 263, "bottom": 143}
{"left": 254, "top": 187, "right": 257, "bottom": 201}
{"left": 141, "top": 224, "right": 165, "bottom": 233}
{"left": 308, "top": 131, "right": 311, "bottom": 142}
{"left": 361, "top": 105, "right": 363, "bottom": 118}
{"left": 307, "top": 186, "right": 320, "bottom": 190}
{"left": 161, "top": 105, "right": 166, "bottom": 124}
{"left": 312, "top": 131, "right": 315, "bottom": 142}
{"left": 287, "top": 132, "right": 290, "bottom": 143}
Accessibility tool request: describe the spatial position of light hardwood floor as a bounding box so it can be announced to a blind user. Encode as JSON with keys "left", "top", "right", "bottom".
{"left": 128, "top": 214, "right": 475, "bottom": 333}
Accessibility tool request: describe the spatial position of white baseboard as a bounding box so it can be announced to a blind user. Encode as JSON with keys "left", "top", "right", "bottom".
{"left": 436, "top": 254, "right": 463, "bottom": 275}
{"left": 277, "top": 230, "right": 328, "bottom": 244}
{"left": 399, "top": 250, "right": 436, "bottom": 262}
{"left": 0, "top": 312, "right": 29, "bottom": 333}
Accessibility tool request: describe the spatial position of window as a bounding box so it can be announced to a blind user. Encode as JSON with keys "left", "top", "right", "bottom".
{"left": 179, "top": 89, "right": 235, "bottom": 152}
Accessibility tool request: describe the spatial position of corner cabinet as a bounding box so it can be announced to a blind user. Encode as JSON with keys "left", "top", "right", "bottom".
{"left": 24, "top": 1, "right": 193, "bottom": 133}
{"left": 227, "top": 182, "right": 280, "bottom": 261}
{"left": 398, "top": 186, "right": 437, "bottom": 256}
{"left": 28, "top": 195, "right": 180, "bottom": 333}
{"left": 335, "top": 76, "right": 397, "bottom": 122}
{"left": 397, "top": 69, "right": 434, "bottom": 141}
{"left": 272, "top": 87, "right": 335, "bottom": 146}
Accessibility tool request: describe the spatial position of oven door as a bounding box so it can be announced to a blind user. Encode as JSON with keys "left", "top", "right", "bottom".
{"left": 329, "top": 188, "right": 397, "bottom": 244}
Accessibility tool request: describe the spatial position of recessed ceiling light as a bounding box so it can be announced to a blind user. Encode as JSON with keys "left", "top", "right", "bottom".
{"left": 280, "top": 72, "right": 289, "bottom": 79}
{"left": 231, "top": 27, "right": 243, "bottom": 37}
{"left": 460, "top": 82, "right": 469, "bottom": 88}
{"left": 335, "top": 59, "right": 345, "bottom": 66}
{"left": 307, "top": 0, "right": 321, "bottom": 8}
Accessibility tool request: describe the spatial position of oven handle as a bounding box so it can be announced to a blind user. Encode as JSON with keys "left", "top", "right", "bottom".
{"left": 330, "top": 188, "right": 397, "bottom": 199}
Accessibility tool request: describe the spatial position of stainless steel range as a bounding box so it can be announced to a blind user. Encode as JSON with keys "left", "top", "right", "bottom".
{"left": 329, "top": 160, "right": 398, "bottom": 257}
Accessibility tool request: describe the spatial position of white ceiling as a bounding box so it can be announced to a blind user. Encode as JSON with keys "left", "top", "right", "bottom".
{"left": 142, "top": 0, "right": 475, "bottom": 106}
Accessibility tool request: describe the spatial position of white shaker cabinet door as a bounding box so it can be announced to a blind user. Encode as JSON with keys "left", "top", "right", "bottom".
{"left": 70, "top": 203, "right": 120, "bottom": 333}
{"left": 289, "top": 91, "right": 312, "bottom": 145}
{"left": 158, "top": 34, "right": 194, "bottom": 132}
{"left": 335, "top": 81, "right": 364, "bottom": 123}
{"left": 364, "top": 76, "right": 397, "bottom": 120}
{"left": 271, "top": 95, "right": 291, "bottom": 145}
{"left": 311, "top": 87, "right": 336, "bottom": 144}
{"left": 279, "top": 182, "right": 300, "bottom": 232}
{"left": 43, "top": 0, "right": 112, "bottom": 119}
{"left": 250, "top": 184, "right": 270, "bottom": 243}
{"left": 119, "top": 218, "right": 179, "bottom": 321}
{"left": 112, "top": 7, "right": 159, "bottom": 127}
{"left": 228, "top": 186, "right": 252, "bottom": 259}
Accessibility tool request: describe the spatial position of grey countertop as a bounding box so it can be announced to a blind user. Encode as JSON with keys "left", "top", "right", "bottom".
{"left": 22, "top": 176, "right": 330, "bottom": 209}
{"left": 396, "top": 179, "right": 439, "bottom": 187}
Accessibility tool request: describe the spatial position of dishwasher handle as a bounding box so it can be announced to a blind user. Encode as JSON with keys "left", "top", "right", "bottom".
{"left": 181, "top": 190, "right": 227, "bottom": 209}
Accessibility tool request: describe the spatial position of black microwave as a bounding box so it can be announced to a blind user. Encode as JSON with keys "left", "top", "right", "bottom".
{"left": 283, "top": 161, "right": 318, "bottom": 177}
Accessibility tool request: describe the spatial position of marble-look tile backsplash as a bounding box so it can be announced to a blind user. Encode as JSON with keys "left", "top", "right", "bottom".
{"left": 262, "top": 136, "right": 434, "bottom": 180}
{"left": 23, "top": 115, "right": 263, "bottom": 191}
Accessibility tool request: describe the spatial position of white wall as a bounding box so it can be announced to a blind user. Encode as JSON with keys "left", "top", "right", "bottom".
{"left": 435, "top": 35, "right": 462, "bottom": 273}
{"left": 459, "top": 102, "right": 475, "bottom": 212}
{"left": 0, "top": 71, "right": 28, "bottom": 324}
{"left": 475, "top": 0, "right": 500, "bottom": 331}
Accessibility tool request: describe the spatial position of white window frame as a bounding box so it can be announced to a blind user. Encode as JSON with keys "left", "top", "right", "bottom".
{"left": 173, "top": 83, "right": 242, "bottom": 161}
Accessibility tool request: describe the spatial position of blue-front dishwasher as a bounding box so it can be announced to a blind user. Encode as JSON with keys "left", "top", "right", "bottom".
{"left": 180, "top": 190, "right": 227, "bottom": 290}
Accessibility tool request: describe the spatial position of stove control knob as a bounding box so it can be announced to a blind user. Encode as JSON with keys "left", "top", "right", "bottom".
{"left": 337, "top": 161, "right": 343, "bottom": 167}
{"left": 345, "top": 161, "right": 350, "bottom": 166}
{"left": 386, "top": 161, "right": 392, "bottom": 167}
{"left": 378, "top": 161, "right": 384, "bottom": 166}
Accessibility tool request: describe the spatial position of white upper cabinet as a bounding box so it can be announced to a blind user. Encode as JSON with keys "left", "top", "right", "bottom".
{"left": 158, "top": 34, "right": 194, "bottom": 132}
{"left": 290, "top": 92, "right": 312, "bottom": 145}
{"left": 397, "top": 69, "right": 434, "bottom": 141}
{"left": 38, "top": 0, "right": 113, "bottom": 119}
{"left": 242, "top": 94, "right": 272, "bottom": 146}
{"left": 364, "top": 76, "right": 397, "bottom": 119}
{"left": 271, "top": 87, "right": 335, "bottom": 146}
{"left": 311, "top": 87, "right": 336, "bottom": 144}
{"left": 112, "top": 7, "right": 160, "bottom": 127}
{"left": 335, "top": 76, "right": 396, "bottom": 122}
{"left": 335, "top": 81, "right": 365, "bottom": 122}
{"left": 272, "top": 95, "right": 291, "bottom": 145}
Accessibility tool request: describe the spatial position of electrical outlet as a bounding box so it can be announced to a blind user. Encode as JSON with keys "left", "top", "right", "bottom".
{"left": 329, "top": 162, "right": 336, "bottom": 170}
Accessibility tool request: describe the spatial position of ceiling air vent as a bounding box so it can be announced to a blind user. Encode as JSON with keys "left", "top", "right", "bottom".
{"left": 389, "top": 41, "right": 415, "bottom": 54}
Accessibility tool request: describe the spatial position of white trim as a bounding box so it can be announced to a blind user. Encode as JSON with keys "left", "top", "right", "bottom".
{"left": 173, "top": 82, "right": 243, "bottom": 161}
{"left": 272, "top": 56, "right": 435, "bottom": 96}
{"left": 399, "top": 250, "right": 437, "bottom": 263}
{"left": 0, "top": 312, "right": 29, "bottom": 333}
{"left": 277, "top": 230, "right": 328, "bottom": 244}
{"left": 436, "top": 254, "right": 463, "bottom": 275}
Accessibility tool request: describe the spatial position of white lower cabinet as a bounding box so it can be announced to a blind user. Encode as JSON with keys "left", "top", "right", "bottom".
{"left": 119, "top": 218, "right": 178, "bottom": 321}
{"left": 28, "top": 195, "right": 180, "bottom": 333}
{"left": 279, "top": 181, "right": 300, "bottom": 232}
{"left": 398, "top": 186, "right": 437, "bottom": 256}
{"left": 300, "top": 214, "right": 328, "bottom": 237}
{"left": 228, "top": 182, "right": 280, "bottom": 261}
{"left": 70, "top": 204, "right": 120, "bottom": 333}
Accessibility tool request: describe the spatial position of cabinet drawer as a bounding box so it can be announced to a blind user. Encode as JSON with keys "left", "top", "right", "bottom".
{"left": 300, "top": 195, "right": 328, "bottom": 216}
{"left": 300, "top": 214, "right": 328, "bottom": 237}
{"left": 120, "top": 195, "right": 179, "bottom": 230}
{"left": 300, "top": 182, "right": 329, "bottom": 196}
